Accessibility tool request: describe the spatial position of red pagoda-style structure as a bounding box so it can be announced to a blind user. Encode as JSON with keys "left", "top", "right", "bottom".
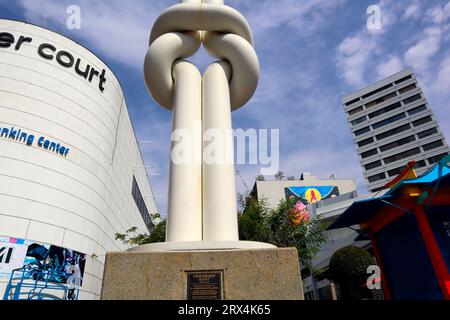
{"left": 329, "top": 155, "right": 450, "bottom": 300}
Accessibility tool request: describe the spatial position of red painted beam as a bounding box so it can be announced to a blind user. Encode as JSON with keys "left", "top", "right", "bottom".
{"left": 370, "top": 234, "right": 392, "bottom": 300}
{"left": 414, "top": 205, "right": 450, "bottom": 300}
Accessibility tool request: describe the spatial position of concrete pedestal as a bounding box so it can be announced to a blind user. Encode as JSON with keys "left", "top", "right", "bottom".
{"left": 101, "top": 248, "right": 304, "bottom": 300}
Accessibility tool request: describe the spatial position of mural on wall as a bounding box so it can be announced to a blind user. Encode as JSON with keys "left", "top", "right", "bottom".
{"left": 285, "top": 186, "right": 340, "bottom": 225}
{"left": 285, "top": 186, "right": 340, "bottom": 205}
{"left": 0, "top": 237, "right": 86, "bottom": 286}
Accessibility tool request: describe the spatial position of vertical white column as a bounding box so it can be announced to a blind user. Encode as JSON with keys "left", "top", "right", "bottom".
{"left": 166, "top": 60, "right": 203, "bottom": 242}
{"left": 202, "top": 61, "right": 239, "bottom": 241}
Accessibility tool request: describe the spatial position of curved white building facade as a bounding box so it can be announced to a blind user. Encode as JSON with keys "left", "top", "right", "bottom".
{"left": 0, "top": 19, "right": 157, "bottom": 300}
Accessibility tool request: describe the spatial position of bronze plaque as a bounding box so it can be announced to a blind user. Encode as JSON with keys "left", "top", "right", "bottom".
{"left": 187, "top": 271, "right": 223, "bottom": 300}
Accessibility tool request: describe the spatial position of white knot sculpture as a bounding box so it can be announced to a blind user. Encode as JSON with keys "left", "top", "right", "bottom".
{"left": 144, "top": 0, "right": 260, "bottom": 244}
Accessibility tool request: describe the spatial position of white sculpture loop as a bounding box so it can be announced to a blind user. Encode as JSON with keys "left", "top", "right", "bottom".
{"left": 144, "top": 1, "right": 259, "bottom": 111}
{"left": 203, "top": 32, "right": 259, "bottom": 110}
{"left": 144, "top": 32, "right": 201, "bottom": 110}
{"left": 144, "top": 0, "right": 260, "bottom": 244}
{"left": 149, "top": 2, "right": 254, "bottom": 46}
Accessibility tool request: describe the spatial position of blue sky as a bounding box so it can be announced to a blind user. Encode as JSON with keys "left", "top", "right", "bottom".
{"left": 1, "top": 0, "right": 449, "bottom": 217}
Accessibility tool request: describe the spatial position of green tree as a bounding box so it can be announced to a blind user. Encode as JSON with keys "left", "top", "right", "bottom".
{"left": 328, "top": 246, "right": 376, "bottom": 300}
{"left": 118, "top": 198, "right": 326, "bottom": 271}
{"left": 274, "top": 171, "right": 285, "bottom": 181}
{"left": 239, "top": 196, "right": 326, "bottom": 269}
{"left": 238, "top": 195, "right": 270, "bottom": 242}
{"left": 115, "top": 213, "right": 166, "bottom": 245}
{"left": 268, "top": 198, "right": 325, "bottom": 269}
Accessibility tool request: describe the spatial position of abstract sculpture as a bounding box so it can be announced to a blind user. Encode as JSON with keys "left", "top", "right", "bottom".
{"left": 144, "top": 0, "right": 260, "bottom": 244}
{"left": 102, "top": 1, "right": 304, "bottom": 300}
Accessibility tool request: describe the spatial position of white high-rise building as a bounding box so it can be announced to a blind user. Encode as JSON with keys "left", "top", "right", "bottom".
{"left": 343, "top": 69, "right": 450, "bottom": 193}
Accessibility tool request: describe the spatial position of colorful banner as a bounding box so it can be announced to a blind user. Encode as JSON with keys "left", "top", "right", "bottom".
{"left": 285, "top": 186, "right": 340, "bottom": 205}
{"left": 0, "top": 237, "right": 86, "bottom": 286}
{"left": 0, "top": 239, "right": 28, "bottom": 275}
{"left": 284, "top": 186, "right": 340, "bottom": 224}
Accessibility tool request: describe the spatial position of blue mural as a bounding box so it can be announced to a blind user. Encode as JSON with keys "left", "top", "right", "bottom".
{"left": 285, "top": 185, "right": 340, "bottom": 204}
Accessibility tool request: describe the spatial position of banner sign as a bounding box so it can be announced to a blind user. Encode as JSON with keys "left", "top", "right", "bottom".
{"left": 0, "top": 237, "right": 86, "bottom": 286}
{"left": 285, "top": 186, "right": 340, "bottom": 205}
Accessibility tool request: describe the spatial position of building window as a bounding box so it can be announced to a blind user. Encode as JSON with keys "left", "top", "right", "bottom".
{"left": 417, "top": 127, "right": 438, "bottom": 139}
{"left": 372, "top": 113, "right": 406, "bottom": 130}
{"left": 408, "top": 104, "right": 427, "bottom": 116}
{"left": 345, "top": 97, "right": 360, "bottom": 107}
{"left": 368, "top": 102, "right": 402, "bottom": 119}
{"left": 415, "top": 160, "right": 428, "bottom": 168}
{"left": 365, "top": 92, "right": 397, "bottom": 109}
{"left": 348, "top": 106, "right": 364, "bottom": 116}
{"left": 364, "top": 160, "right": 382, "bottom": 171}
{"left": 362, "top": 83, "right": 393, "bottom": 99}
{"left": 368, "top": 172, "right": 386, "bottom": 183}
{"left": 394, "top": 75, "right": 412, "bottom": 85}
{"left": 132, "top": 176, "right": 153, "bottom": 231}
{"left": 351, "top": 115, "right": 367, "bottom": 126}
{"left": 399, "top": 84, "right": 416, "bottom": 94}
{"left": 376, "top": 124, "right": 411, "bottom": 141}
{"left": 379, "top": 135, "right": 416, "bottom": 152}
{"left": 361, "top": 148, "right": 378, "bottom": 159}
{"left": 355, "top": 126, "right": 370, "bottom": 136}
{"left": 412, "top": 116, "right": 432, "bottom": 127}
{"left": 357, "top": 137, "right": 374, "bottom": 148}
{"left": 384, "top": 147, "right": 421, "bottom": 164}
{"left": 388, "top": 167, "right": 403, "bottom": 177}
{"left": 428, "top": 153, "right": 449, "bottom": 165}
{"left": 423, "top": 140, "right": 444, "bottom": 152}
{"left": 403, "top": 94, "right": 422, "bottom": 105}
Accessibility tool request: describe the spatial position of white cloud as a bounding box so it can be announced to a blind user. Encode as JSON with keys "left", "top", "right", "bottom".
{"left": 366, "top": 0, "right": 408, "bottom": 34}
{"left": 17, "top": 0, "right": 171, "bottom": 68}
{"left": 335, "top": 0, "right": 405, "bottom": 87}
{"left": 430, "top": 53, "right": 450, "bottom": 97}
{"left": 377, "top": 55, "right": 403, "bottom": 78}
{"left": 280, "top": 147, "right": 367, "bottom": 192}
{"left": 404, "top": 27, "right": 442, "bottom": 72}
{"left": 426, "top": 1, "right": 450, "bottom": 25}
{"left": 403, "top": 1, "right": 421, "bottom": 20}
{"left": 16, "top": 0, "right": 348, "bottom": 68}
{"left": 229, "top": 0, "right": 347, "bottom": 35}
{"left": 336, "top": 33, "right": 378, "bottom": 87}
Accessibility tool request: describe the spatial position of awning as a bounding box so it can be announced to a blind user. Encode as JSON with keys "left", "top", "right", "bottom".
{"left": 389, "top": 155, "right": 450, "bottom": 193}
{"left": 399, "top": 167, "right": 450, "bottom": 189}
{"left": 328, "top": 155, "right": 450, "bottom": 231}
{"left": 327, "top": 195, "right": 393, "bottom": 230}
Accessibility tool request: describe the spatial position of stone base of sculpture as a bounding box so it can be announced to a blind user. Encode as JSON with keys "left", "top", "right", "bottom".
{"left": 101, "top": 246, "right": 304, "bottom": 300}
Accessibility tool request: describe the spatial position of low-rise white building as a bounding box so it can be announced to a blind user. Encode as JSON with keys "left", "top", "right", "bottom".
{"left": 250, "top": 173, "right": 378, "bottom": 300}
{"left": 250, "top": 173, "right": 357, "bottom": 209}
